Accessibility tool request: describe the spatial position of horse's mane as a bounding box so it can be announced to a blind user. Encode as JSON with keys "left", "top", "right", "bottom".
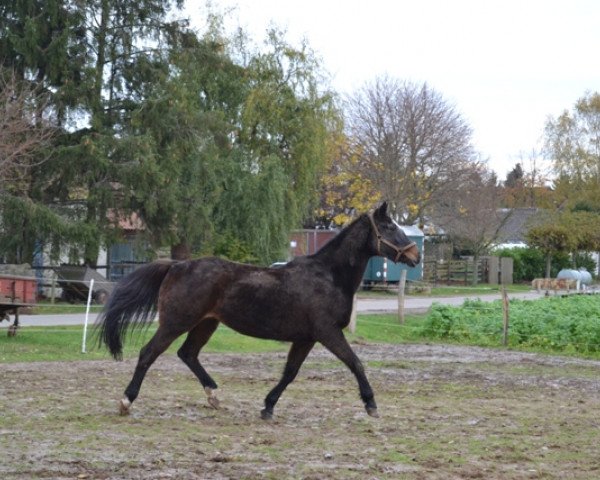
{"left": 311, "top": 214, "right": 369, "bottom": 260}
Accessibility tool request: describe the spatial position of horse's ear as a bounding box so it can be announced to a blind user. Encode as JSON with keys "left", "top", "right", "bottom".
{"left": 374, "top": 201, "right": 388, "bottom": 218}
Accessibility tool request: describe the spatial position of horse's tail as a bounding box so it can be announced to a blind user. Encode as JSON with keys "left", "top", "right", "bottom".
{"left": 95, "top": 260, "right": 176, "bottom": 360}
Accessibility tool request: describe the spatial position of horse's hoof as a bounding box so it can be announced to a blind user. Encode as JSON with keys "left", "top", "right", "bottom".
{"left": 366, "top": 407, "right": 379, "bottom": 418}
{"left": 204, "top": 387, "right": 220, "bottom": 409}
{"left": 207, "top": 395, "right": 220, "bottom": 409}
{"left": 119, "top": 398, "right": 131, "bottom": 416}
{"left": 260, "top": 408, "right": 273, "bottom": 421}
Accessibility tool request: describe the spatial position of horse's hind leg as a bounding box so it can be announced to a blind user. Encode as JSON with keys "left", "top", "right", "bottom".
{"left": 318, "top": 328, "right": 378, "bottom": 417}
{"left": 261, "top": 341, "right": 315, "bottom": 420}
{"left": 120, "top": 324, "right": 183, "bottom": 415}
{"left": 177, "top": 318, "right": 220, "bottom": 409}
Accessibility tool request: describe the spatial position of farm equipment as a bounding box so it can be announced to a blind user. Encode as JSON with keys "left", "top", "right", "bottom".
{"left": 0, "top": 274, "right": 37, "bottom": 336}
{"left": 54, "top": 265, "right": 114, "bottom": 304}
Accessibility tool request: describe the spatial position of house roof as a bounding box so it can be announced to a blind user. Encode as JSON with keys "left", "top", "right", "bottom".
{"left": 495, "top": 208, "right": 545, "bottom": 244}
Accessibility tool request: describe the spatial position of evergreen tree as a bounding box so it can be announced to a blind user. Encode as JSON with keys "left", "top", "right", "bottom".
{"left": 505, "top": 163, "right": 524, "bottom": 188}
{"left": 0, "top": 4, "right": 338, "bottom": 266}
{"left": 0, "top": 0, "right": 185, "bottom": 264}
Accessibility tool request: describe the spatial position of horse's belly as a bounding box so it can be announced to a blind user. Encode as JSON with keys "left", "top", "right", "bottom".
{"left": 216, "top": 297, "right": 312, "bottom": 342}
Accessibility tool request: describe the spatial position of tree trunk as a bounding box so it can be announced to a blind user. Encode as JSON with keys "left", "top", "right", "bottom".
{"left": 171, "top": 242, "right": 191, "bottom": 260}
{"left": 471, "top": 253, "right": 479, "bottom": 285}
{"left": 545, "top": 254, "right": 552, "bottom": 278}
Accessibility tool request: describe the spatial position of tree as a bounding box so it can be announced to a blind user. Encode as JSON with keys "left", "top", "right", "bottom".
{"left": 502, "top": 152, "right": 555, "bottom": 208}
{"left": 0, "top": 5, "right": 337, "bottom": 266}
{"left": 346, "top": 76, "right": 478, "bottom": 225}
{"left": 312, "top": 133, "right": 381, "bottom": 228}
{"left": 212, "top": 29, "right": 338, "bottom": 262}
{"left": 0, "top": 0, "right": 85, "bottom": 263}
{"left": 0, "top": 70, "right": 55, "bottom": 189}
{"left": 0, "top": 0, "right": 187, "bottom": 265}
{"left": 544, "top": 92, "right": 600, "bottom": 208}
{"left": 505, "top": 163, "right": 524, "bottom": 188}
{"left": 125, "top": 26, "right": 338, "bottom": 263}
{"left": 526, "top": 223, "right": 576, "bottom": 278}
{"left": 122, "top": 30, "right": 241, "bottom": 260}
{"left": 0, "top": 69, "right": 59, "bottom": 263}
{"left": 431, "top": 166, "right": 508, "bottom": 284}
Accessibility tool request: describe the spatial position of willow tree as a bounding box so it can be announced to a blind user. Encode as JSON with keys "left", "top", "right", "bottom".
{"left": 220, "top": 29, "right": 339, "bottom": 261}
{"left": 126, "top": 28, "right": 339, "bottom": 264}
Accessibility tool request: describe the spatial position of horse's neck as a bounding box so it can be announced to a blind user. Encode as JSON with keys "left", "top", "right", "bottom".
{"left": 314, "top": 218, "right": 371, "bottom": 293}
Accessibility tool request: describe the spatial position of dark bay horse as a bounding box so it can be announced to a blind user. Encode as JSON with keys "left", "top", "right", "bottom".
{"left": 96, "top": 202, "right": 420, "bottom": 419}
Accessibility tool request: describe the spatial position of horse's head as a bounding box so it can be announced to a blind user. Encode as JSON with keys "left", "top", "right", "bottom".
{"left": 368, "top": 202, "right": 421, "bottom": 267}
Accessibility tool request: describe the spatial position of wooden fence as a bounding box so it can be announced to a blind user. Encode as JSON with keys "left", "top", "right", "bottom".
{"left": 423, "top": 260, "right": 482, "bottom": 285}
{"left": 423, "top": 257, "right": 513, "bottom": 285}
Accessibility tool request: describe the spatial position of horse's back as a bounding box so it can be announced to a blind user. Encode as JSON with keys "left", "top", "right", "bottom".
{"left": 158, "top": 256, "right": 351, "bottom": 341}
{"left": 157, "top": 257, "right": 247, "bottom": 321}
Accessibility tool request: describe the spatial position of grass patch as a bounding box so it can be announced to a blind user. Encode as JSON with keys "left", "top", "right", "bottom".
{"left": 0, "top": 323, "right": 288, "bottom": 363}
{"left": 0, "top": 313, "right": 426, "bottom": 363}
{"left": 348, "top": 314, "right": 425, "bottom": 344}
{"left": 29, "top": 299, "right": 104, "bottom": 315}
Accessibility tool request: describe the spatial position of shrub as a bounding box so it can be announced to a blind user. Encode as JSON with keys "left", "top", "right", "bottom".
{"left": 417, "top": 295, "right": 600, "bottom": 355}
{"left": 492, "top": 247, "right": 571, "bottom": 281}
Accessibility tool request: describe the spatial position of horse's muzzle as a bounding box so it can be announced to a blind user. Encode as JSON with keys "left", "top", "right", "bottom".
{"left": 401, "top": 245, "right": 421, "bottom": 267}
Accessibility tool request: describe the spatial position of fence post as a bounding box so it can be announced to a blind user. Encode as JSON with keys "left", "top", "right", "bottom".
{"left": 397, "top": 269, "right": 407, "bottom": 324}
{"left": 82, "top": 278, "right": 94, "bottom": 354}
{"left": 502, "top": 287, "right": 509, "bottom": 347}
{"left": 50, "top": 274, "right": 56, "bottom": 304}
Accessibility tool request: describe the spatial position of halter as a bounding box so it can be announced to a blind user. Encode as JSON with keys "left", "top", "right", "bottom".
{"left": 368, "top": 213, "right": 417, "bottom": 263}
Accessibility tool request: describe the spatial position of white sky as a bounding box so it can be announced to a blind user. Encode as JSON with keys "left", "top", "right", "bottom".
{"left": 185, "top": 0, "right": 600, "bottom": 179}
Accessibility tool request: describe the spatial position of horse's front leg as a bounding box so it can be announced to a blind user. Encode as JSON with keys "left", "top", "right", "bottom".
{"left": 261, "top": 341, "right": 315, "bottom": 420}
{"left": 318, "top": 328, "right": 378, "bottom": 417}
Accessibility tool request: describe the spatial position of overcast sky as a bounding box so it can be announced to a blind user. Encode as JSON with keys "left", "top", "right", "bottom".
{"left": 185, "top": 0, "right": 600, "bottom": 179}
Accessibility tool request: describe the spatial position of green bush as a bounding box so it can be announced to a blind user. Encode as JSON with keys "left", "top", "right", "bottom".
{"left": 418, "top": 295, "right": 600, "bottom": 354}
{"left": 492, "top": 247, "right": 571, "bottom": 281}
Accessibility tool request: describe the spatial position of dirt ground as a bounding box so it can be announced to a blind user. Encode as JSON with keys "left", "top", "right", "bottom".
{"left": 2, "top": 343, "right": 600, "bottom": 479}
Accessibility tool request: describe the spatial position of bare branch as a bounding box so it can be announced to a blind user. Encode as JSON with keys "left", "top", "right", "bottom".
{"left": 0, "top": 69, "right": 56, "bottom": 193}
{"left": 431, "top": 166, "right": 506, "bottom": 257}
{"left": 346, "top": 76, "right": 478, "bottom": 225}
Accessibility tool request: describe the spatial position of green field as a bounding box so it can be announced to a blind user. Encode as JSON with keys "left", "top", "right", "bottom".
{"left": 4, "top": 293, "right": 600, "bottom": 362}
{"left": 0, "top": 314, "right": 425, "bottom": 363}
